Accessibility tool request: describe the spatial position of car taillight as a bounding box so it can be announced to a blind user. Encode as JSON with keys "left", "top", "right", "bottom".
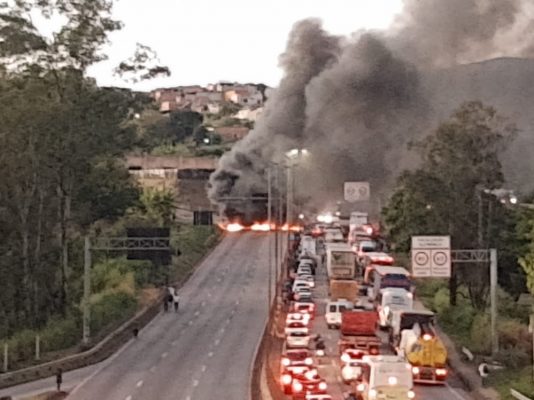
{"left": 281, "top": 374, "right": 292, "bottom": 385}
{"left": 318, "top": 382, "right": 327, "bottom": 391}
{"left": 369, "top": 346, "right": 379, "bottom": 355}
{"left": 305, "top": 370, "right": 316, "bottom": 380}
{"left": 281, "top": 358, "right": 290, "bottom": 366}
{"left": 412, "top": 366, "right": 420, "bottom": 375}
{"left": 436, "top": 368, "right": 447, "bottom": 376}
{"left": 423, "top": 333, "right": 433, "bottom": 341}
{"left": 293, "top": 381, "right": 303, "bottom": 392}
{"left": 357, "top": 383, "right": 365, "bottom": 392}
{"left": 304, "top": 357, "right": 313, "bottom": 365}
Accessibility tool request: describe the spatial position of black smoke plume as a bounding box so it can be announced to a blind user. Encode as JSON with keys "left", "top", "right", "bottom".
{"left": 209, "top": 0, "right": 534, "bottom": 212}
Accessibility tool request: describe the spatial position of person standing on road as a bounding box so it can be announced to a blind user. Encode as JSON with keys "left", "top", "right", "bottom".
{"left": 56, "top": 368, "right": 63, "bottom": 391}
{"left": 172, "top": 292, "right": 180, "bottom": 313}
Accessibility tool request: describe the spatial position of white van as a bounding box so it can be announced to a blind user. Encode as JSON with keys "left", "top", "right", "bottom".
{"left": 325, "top": 299, "right": 353, "bottom": 329}
{"left": 357, "top": 355, "right": 415, "bottom": 400}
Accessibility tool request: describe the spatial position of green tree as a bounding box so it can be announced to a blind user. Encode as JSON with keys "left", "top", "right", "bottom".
{"left": 384, "top": 101, "right": 516, "bottom": 307}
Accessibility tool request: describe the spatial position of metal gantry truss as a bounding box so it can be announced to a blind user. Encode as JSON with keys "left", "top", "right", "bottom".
{"left": 91, "top": 237, "right": 171, "bottom": 251}
{"left": 451, "top": 249, "right": 491, "bottom": 263}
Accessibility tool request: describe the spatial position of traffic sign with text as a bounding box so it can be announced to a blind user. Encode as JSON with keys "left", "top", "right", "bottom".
{"left": 411, "top": 235, "right": 451, "bottom": 278}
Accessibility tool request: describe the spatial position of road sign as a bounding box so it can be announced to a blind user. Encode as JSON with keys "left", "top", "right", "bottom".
{"left": 344, "top": 182, "right": 370, "bottom": 202}
{"left": 411, "top": 236, "right": 451, "bottom": 278}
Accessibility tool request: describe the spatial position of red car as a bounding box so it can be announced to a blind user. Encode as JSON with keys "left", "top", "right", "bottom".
{"left": 291, "top": 369, "right": 328, "bottom": 399}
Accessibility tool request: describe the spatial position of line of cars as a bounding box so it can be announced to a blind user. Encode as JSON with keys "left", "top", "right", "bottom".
{"left": 280, "top": 240, "right": 333, "bottom": 400}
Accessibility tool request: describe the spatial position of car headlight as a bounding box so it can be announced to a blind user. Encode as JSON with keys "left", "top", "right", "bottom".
{"left": 408, "top": 390, "right": 415, "bottom": 399}
{"left": 369, "top": 389, "right": 377, "bottom": 399}
{"left": 318, "top": 381, "right": 327, "bottom": 391}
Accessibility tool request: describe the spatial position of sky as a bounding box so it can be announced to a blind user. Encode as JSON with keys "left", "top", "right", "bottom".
{"left": 57, "top": 0, "right": 404, "bottom": 90}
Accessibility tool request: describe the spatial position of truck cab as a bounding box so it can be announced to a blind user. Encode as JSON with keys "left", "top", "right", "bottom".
{"left": 354, "top": 355, "right": 415, "bottom": 400}
{"left": 364, "top": 266, "right": 412, "bottom": 301}
{"left": 376, "top": 288, "right": 413, "bottom": 329}
{"left": 388, "top": 310, "right": 435, "bottom": 348}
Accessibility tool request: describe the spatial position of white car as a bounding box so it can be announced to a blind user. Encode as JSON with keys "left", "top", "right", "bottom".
{"left": 297, "top": 274, "right": 315, "bottom": 288}
{"left": 297, "top": 266, "right": 313, "bottom": 275}
{"left": 293, "top": 281, "right": 309, "bottom": 292}
{"left": 285, "top": 321, "right": 308, "bottom": 335}
{"left": 294, "top": 287, "right": 312, "bottom": 301}
{"left": 286, "top": 330, "right": 311, "bottom": 348}
{"left": 341, "top": 360, "right": 364, "bottom": 383}
{"left": 286, "top": 312, "right": 311, "bottom": 326}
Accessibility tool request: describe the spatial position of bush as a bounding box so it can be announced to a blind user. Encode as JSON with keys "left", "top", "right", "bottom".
{"left": 495, "top": 346, "right": 531, "bottom": 369}
{"left": 40, "top": 315, "right": 81, "bottom": 353}
{"left": 498, "top": 319, "right": 530, "bottom": 355}
{"left": 7, "top": 329, "right": 36, "bottom": 363}
{"left": 470, "top": 313, "right": 491, "bottom": 353}
{"left": 90, "top": 291, "right": 137, "bottom": 334}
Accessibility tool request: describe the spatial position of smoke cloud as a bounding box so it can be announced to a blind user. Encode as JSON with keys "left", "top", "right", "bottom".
{"left": 208, "top": 0, "right": 534, "bottom": 213}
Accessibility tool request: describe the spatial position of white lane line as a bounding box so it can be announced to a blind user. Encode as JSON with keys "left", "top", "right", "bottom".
{"left": 202, "top": 365, "right": 207, "bottom": 372}
{"left": 235, "top": 300, "right": 240, "bottom": 305}
{"left": 220, "top": 327, "right": 226, "bottom": 333}
{"left": 214, "top": 338, "right": 220, "bottom": 346}
{"left": 446, "top": 383, "right": 470, "bottom": 400}
{"left": 188, "top": 320, "right": 193, "bottom": 325}
{"left": 186, "top": 396, "right": 191, "bottom": 400}
{"left": 194, "top": 311, "right": 200, "bottom": 316}
{"left": 208, "top": 351, "right": 214, "bottom": 357}
{"left": 193, "top": 379, "right": 199, "bottom": 387}
{"left": 150, "top": 366, "right": 157, "bottom": 373}
{"left": 161, "top": 352, "right": 168, "bottom": 359}
{"left": 208, "top": 292, "right": 212, "bottom": 297}
{"left": 125, "top": 396, "right": 132, "bottom": 400}
{"left": 136, "top": 380, "right": 143, "bottom": 388}
{"left": 171, "top": 340, "right": 177, "bottom": 346}
{"left": 201, "top": 301, "right": 206, "bottom": 307}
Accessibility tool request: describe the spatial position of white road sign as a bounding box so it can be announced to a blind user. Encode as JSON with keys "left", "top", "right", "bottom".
{"left": 411, "top": 235, "right": 451, "bottom": 278}
{"left": 344, "top": 182, "right": 370, "bottom": 202}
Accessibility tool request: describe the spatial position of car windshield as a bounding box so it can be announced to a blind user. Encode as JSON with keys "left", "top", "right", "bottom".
{"left": 291, "top": 332, "right": 308, "bottom": 337}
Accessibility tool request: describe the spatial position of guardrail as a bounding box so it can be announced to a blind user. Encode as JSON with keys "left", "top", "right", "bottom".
{"left": 511, "top": 389, "right": 532, "bottom": 400}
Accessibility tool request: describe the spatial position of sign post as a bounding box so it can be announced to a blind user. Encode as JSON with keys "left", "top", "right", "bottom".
{"left": 411, "top": 236, "right": 451, "bottom": 278}
{"left": 344, "top": 182, "right": 370, "bottom": 203}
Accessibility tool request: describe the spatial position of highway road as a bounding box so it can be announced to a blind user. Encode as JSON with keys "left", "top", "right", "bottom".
{"left": 1, "top": 232, "right": 273, "bottom": 400}
{"left": 283, "top": 252, "right": 473, "bottom": 400}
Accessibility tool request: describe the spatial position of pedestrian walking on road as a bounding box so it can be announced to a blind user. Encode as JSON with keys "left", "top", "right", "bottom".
{"left": 56, "top": 368, "right": 63, "bottom": 391}
{"left": 163, "top": 295, "right": 169, "bottom": 312}
{"left": 173, "top": 292, "right": 180, "bottom": 313}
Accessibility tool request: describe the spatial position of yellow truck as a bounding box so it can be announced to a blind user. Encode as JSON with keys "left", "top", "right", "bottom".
{"left": 394, "top": 311, "right": 448, "bottom": 384}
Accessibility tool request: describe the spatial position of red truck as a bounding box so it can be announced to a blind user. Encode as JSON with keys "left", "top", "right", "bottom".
{"left": 338, "top": 310, "right": 380, "bottom": 357}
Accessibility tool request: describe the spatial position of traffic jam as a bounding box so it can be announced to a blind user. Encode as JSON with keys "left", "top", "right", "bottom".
{"left": 277, "top": 212, "right": 448, "bottom": 400}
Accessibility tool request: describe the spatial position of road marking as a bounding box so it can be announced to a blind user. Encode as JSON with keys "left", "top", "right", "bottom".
{"left": 188, "top": 320, "right": 193, "bottom": 325}
{"left": 208, "top": 351, "right": 214, "bottom": 357}
{"left": 136, "top": 380, "right": 143, "bottom": 388}
{"left": 172, "top": 340, "right": 177, "bottom": 346}
{"left": 235, "top": 300, "right": 240, "bottom": 305}
{"left": 186, "top": 396, "right": 191, "bottom": 400}
{"left": 201, "top": 301, "right": 206, "bottom": 307}
{"left": 214, "top": 338, "right": 220, "bottom": 346}
{"left": 125, "top": 396, "right": 132, "bottom": 400}
{"left": 220, "top": 327, "right": 225, "bottom": 333}
{"left": 446, "top": 383, "right": 470, "bottom": 400}
{"left": 202, "top": 365, "right": 207, "bottom": 372}
{"left": 194, "top": 311, "right": 200, "bottom": 316}
{"left": 208, "top": 293, "right": 212, "bottom": 297}
{"left": 150, "top": 366, "right": 157, "bottom": 373}
{"left": 193, "top": 379, "right": 199, "bottom": 387}
{"left": 161, "top": 352, "right": 168, "bottom": 359}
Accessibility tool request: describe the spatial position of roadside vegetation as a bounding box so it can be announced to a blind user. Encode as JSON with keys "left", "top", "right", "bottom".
{"left": 383, "top": 101, "right": 534, "bottom": 396}
{"left": 0, "top": 1, "right": 219, "bottom": 370}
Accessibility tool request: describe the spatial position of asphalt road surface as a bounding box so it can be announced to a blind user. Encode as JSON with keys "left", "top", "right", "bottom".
{"left": 289, "top": 251, "right": 473, "bottom": 400}
{"left": 1, "top": 232, "right": 273, "bottom": 400}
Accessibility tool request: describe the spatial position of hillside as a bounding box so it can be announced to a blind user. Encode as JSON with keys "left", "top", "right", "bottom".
{"left": 421, "top": 57, "right": 534, "bottom": 192}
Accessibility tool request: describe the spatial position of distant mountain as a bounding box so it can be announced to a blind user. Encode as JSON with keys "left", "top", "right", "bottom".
{"left": 421, "top": 57, "right": 534, "bottom": 193}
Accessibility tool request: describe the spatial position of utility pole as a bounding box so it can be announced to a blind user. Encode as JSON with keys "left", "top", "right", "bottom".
{"left": 478, "top": 190, "right": 484, "bottom": 248}
{"left": 83, "top": 236, "right": 92, "bottom": 345}
{"left": 490, "top": 248, "right": 498, "bottom": 356}
{"left": 267, "top": 167, "right": 272, "bottom": 311}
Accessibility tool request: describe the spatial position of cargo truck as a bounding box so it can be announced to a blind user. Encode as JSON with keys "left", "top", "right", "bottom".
{"left": 326, "top": 243, "right": 355, "bottom": 280}
{"left": 329, "top": 279, "right": 359, "bottom": 302}
{"left": 399, "top": 321, "right": 447, "bottom": 384}
{"left": 338, "top": 310, "right": 380, "bottom": 356}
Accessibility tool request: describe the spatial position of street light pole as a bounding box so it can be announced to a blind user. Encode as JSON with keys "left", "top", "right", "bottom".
{"left": 267, "top": 167, "right": 272, "bottom": 310}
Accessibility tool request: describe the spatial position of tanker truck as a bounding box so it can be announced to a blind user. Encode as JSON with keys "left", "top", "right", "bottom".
{"left": 391, "top": 310, "right": 448, "bottom": 384}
